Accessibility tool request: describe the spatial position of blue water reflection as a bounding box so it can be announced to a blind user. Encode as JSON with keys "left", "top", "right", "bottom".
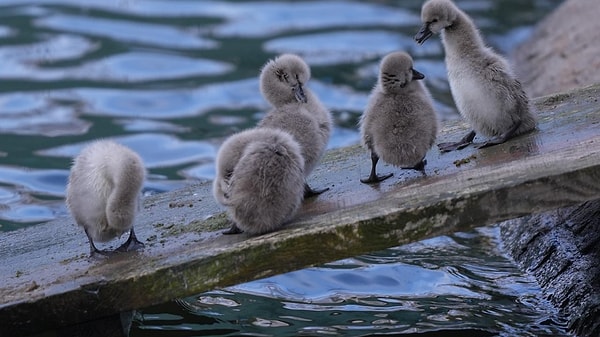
{"left": 65, "top": 52, "right": 233, "bottom": 82}
{"left": 209, "top": 1, "right": 420, "bottom": 38}
{"left": 0, "top": 35, "right": 97, "bottom": 79}
{"left": 36, "top": 14, "right": 218, "bottom": 49}
{"left": 265, "top": 30, "right": 428, "bottom": 66}
{"left": 136, "top": 228, "right": 567, "bottom": 336}
{"left": 0, "top": 166, "right": 67, "bottom": 196}
{"left": 40, "top": 133, "right": 216, "bottom": 169}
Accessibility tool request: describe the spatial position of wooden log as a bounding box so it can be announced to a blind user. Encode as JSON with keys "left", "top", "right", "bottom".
{"left": 500, "top": 200, "right": 600, "bottom": 337}
{"left": 1, "top": 83, "right": 600, "bottom": 336}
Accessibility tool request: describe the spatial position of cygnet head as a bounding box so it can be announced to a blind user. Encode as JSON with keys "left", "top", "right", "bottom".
{"left": 415, "top": 0, "right": 460, "bottom": 44}
{"left": 378, "top": 51, "right": 425, "bottom": 94}
{"left": 260, "top": 54, "right": 311, "bottom": 107}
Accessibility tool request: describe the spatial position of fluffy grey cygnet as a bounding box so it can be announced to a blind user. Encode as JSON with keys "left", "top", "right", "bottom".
{"left": 212, "top": 129, "right": 259, "bottom": 207}
{"left": 415, "top": 0, "right": 535, "bottom": 152}
{"left": 213, "top": 128, "right": 305, "bottom": 235}
{"left": 257, "top": 53, "right": 332, "bottom": 197}
{"left": 359, "top": 51, "right": 438, "bottom": 184}
{"left": 66, "top": 140, "right": 145, "bottom": 256}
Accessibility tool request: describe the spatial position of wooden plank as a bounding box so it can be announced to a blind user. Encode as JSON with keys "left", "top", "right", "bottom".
{"left": 1, "top": 83, "right": 600, "bottom": 336}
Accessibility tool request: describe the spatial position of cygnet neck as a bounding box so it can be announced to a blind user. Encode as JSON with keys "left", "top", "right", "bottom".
{"left": 441, "top": 10, "right": 486, "bottom": 58}
{"left": 109, "top": 161, "right": 143, "bottom": 207}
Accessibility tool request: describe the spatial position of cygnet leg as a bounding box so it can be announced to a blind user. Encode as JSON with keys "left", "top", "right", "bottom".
{"left": 477, "top": 121, "right": 521, "bottom": 149}
{"left": 438, "top": 130, "right": 476, "bottom": 152}
{"left": 361, "top": 152, "right": 393, "bottom": 184}
{"left": 304, "top": 183, "right": 329, "bottom": 198}
{"left": 223, "top": 222, "right": 243, "bottom": 235}
{"left": 85, "top": 228, "right": 111, "bottom": 257}
{"left": 402, "top": 159, "right": 427, "bottom": 173}
{"left": 116, "top": 228, "right": 145, "bottom": 252}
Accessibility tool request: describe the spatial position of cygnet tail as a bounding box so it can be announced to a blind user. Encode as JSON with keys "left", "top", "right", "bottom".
{"left": 227, "top": 131, "right": 305, "bottom": 235}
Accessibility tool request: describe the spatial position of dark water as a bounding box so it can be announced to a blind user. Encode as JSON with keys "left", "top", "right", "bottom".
{"left": 0, "top": 0, "right": 569, "bottom": 336}
{"left": 132, "top": 227, "right": 568, "bottom": 336}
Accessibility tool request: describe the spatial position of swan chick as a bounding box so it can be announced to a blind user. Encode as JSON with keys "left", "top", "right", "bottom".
{"left": 213, "top": 128, "right": 305, "bottom": 235}
{"left": 213, "top": 129, "right": 261, "bottom": 207}
{"left": 415, "top": 0, "right": 535, "bottom": 152}
{"left": 359, "top": 51, "right": 438, "bottom": 184}
{"left": 258, "top": 53, "right": 332, "bottom": 197}
{"left": 66, "top": 140, "right": 146, "bottom": 257}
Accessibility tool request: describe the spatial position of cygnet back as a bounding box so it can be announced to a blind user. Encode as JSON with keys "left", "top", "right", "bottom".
{"left": 213, "top": 128, "right": 305, "bottom": 235}
{"left": 259, "top": 105, "right": 323, "bottom": 177}
{"left": 66, "top": 139, "right": 145, "bottom": 254}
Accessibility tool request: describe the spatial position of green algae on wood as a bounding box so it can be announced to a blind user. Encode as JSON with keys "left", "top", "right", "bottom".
{"left": 1, "top": 83, "right": 600, "bottom": 336}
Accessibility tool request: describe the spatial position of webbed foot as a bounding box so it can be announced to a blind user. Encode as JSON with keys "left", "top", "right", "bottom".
{"left": 223, "top": 223, "right": 243, "bottom": 235}
{"left": 304, "top": 184, "right": 329, "bottom": 198}
{"left": 476, "top": 121, "right": 522, "bottom": 149}
{"left": 438, "top": 130, "right": 476, "bottom": 153}
{"left": 116, "top": 228, "right": 145, "bottom": 252}
{"left": 361, "top": 151, "right": 393, "bottom": 184}
{"left": 360, "top": 172, "right": 393, "bottom": 184}
{"left": 476, "top": 138, "right": 504, "bottom": 149}
{"left": 402, "top": 159, "right": 427, "bottom": 173}
{"left": 85, "top": 228, "right": 115, "bottom": 257}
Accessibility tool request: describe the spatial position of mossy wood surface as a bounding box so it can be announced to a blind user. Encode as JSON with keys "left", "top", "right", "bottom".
{"left": 1, "top": 84, "right": 600, "bottom": 336}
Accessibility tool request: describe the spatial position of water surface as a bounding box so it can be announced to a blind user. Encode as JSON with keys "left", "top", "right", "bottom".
{"left": 133, "top": 227, "right": 568, "bottom": 336}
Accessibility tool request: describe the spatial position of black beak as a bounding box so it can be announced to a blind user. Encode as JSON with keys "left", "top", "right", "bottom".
{"left": 414, "top": 24, "right": 433, "bottom": 44}
{"left": 293, "top": 83, "right": 307, "bottom": 103}
{"left": 412, "top": 68, "right": 425, "bottom": 80}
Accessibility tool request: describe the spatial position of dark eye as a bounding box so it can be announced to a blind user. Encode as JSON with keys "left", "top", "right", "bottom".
{"left": 275, "top": 69, "right": 289, "bottom": 82}
{"left": 382, "top": 72, "right": 398, "bottom": 83}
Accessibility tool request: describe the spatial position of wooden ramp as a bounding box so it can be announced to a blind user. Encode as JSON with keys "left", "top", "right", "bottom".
{"left": 1, "top": 84, "right": 600, "bottom": 336}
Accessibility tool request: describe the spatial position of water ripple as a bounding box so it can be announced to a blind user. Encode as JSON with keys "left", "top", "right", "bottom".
{"left": 264, "top": 30, "right": 415, "bottom": 66}
{"left": 0, "top": 34, "right": 97, "bottom": 79}
{"left": 35, "top": 14, "right": 217, "bottom": 49}
{"left": 56, "top": 78, "right": 368, "bottom": 120}
{"left": 65, "top": 52, "right": 233, "bottom": 82}
{"left": 209, "top": 1, "right": 420, "bottom": 38}
{"left": 0, "top": 97, "right": 90, "bottom": 136}
{"left": 160, "top": 229, "right": 568, "bottom": 336}
{"left": 0, "top": 166, "right": 67, "bottom": 196}
{"left": 38, "top": 133, "right": 216, "bottom": 169}
{"left": 0, "top": 25, "right": 15, "bottom": 37}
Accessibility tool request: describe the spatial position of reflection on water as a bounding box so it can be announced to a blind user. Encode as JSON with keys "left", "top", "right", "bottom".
{"left": 133, "top": 227, "right": 568, "bottom": 336}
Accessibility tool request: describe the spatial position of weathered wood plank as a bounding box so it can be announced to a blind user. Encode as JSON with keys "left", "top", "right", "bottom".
{"left": 1, "top": 83, "right": 600, "bottom": 336}
{"left": 500, "top": 200, "right": 600, "bottom": 337}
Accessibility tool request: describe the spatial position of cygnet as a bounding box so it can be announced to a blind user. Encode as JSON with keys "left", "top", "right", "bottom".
{"left": 66, "top": 140, "right": 145, "bottom": 256}
{"left": 213, "top": 128, "right": 305, "bottom": 235}
{"left": 359, "top": 51, "right": 438, "bottom": 183}
{"left": 257, "top": 53, "right": 332, "bottom": 197}
{"left": 415, "top": 0, "right": 535, "bottom": 151}
{"left": 212, "top": 129, "right": 261, "bottom": 207}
